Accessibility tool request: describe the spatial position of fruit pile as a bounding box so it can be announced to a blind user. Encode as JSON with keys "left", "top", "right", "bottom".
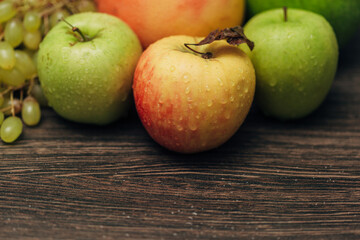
{"left": 0, "top": 0, "right": 96, "bottom": 143}
{"left": 1, "top": 0, "right": 358, "bottom": 154}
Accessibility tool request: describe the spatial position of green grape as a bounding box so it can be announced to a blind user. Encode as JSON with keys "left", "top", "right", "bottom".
{"left": 30, "top": 83, "right": 48, "bottom": 107}
{"left": 24, "top": 11, "right": 41, "bottom": 32}
{"left": 0, "top": 67, "right": 26, "bottom": 87}
{"left": 22, "top": 96, "right": 41, "bottom": 126}
{"left": 23, "top": 30, "right": 42, "bottom": 50}
{"left": 77, "top": 0, "right": 97, "bottom": 12}
{"left": 1, "top": 97, "right": 21, "bottom": 116}
{"left": 4, "top": 18, "right": 24, "bottom": 48}
{"left": 1, "top": 116, "right": 23, "bottom": 143}
{"left": 0, "top": 41, "right": 16, "bottom": 70}
{"left": 0, "top": 111, "right": 4, "bottom": 125}
{"left": 14, "top": 50, "right": 36, "bottom": 79}
{"left": 0, "top": 0, "right": 17, "bottom": 23}
{"left": 50, "top": 9, "right": 70, "bottom": 28}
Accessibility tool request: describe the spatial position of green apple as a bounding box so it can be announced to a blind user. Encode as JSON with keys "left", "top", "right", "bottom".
{"left": 246, "top": 0, "right": 360, "bottom": 48}
{"left": 37, "top": 12, "right": 142, "bottom": 125}
{"left": 241, "top": 8, "right": 338, "bottom": 120}
{"left": 133, "top": 35, "right": 256, "bottom": 154}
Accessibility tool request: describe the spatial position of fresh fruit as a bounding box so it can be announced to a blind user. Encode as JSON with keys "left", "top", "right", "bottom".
{"left": 0, "top": 0, "right": 17, "bottom": 23}
{"left": 37, "top": 12, "right": 142, "bottom": 125}
{"left": 1, "top": 116, "right": 23, "bottom": 143}
{"left": 240, "top": 8, "right": 338, "bottom": 120}
{"left": 133, "top": 31, "right": 256, "bottom": 153}
{"left": 96, "top": 0, "right": 246, "bottom": 48}
{"left": 4, "top": 18, "right": 24, "bottom": 48}
{"left": 246, "top": 0, "right": 360, "bottom": 47}
{"left": 0, "top": 0, "right": 97, "bottom": 143}
{"left": 0, "top": 41, "right": 16, "bottom": 70}
{"left": 22, "top": 96, "right": 41, "bottom": 126}
{"left": 23, "top": 11, "right": 42, "bottom": 32}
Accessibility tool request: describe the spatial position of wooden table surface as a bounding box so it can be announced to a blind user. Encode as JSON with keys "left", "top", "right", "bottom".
{"left": 1, "top": 31, "right": 360, "bottom": 239}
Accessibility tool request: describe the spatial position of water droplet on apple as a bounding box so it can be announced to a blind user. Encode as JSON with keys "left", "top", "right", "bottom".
{"left": 207, "top": 100, "right": 213, "bottom": 107}
{"left": 188, "top": 121, "right": 198, "bottom": 131}
{"left": 185, "top": 87, "right": 190, "bottom": 94}
{"left": 220, "top": 97, "right": 228, "bottom": 105}
{"left": 121, "top": 93, "right": 129, "bottom": 102}
{"left": 195, "top": 114, "right": 200, "bottom": 119}
{"left": 183, "top": 74, "right": 190, "bottom": 83}
{"left": 205, "top": 85, "right": 210, "bottom": 92}
{"left": 187, "top": 96, "right": 192, "bottom": 102}
{"left": 224, "top": 111, "right": 231, "bottom": 120}
{"left": 244, "top": 87, "right": 249, "bottom": 93}
{"left": 170, "top": 66, "right": 176, "bottom": 72}
{"left": 230, "top": 96, "right": 234, "bottom": 102}
{"left": 269, "top": 80, "right": 277, "bottom": 87}
{"left": 158, "top": 97, "right": 164, "bottom": 104}
{"left": 177, "top": 125, "right": 183, "bottom": 131}
{"left": 217, "top": 78, "right": 224, "bottom": 86}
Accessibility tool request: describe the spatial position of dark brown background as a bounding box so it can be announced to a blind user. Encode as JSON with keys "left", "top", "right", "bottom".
{"left": 1, "top": 30, "right": 359, "bottom": 239}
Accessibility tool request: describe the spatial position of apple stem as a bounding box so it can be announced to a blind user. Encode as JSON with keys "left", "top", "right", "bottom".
{"left": 184, "top": 43, "right": 213, "bottom": 59}
{"left": 283, "top": 6, "right": 288, "bottom": 22}
{"left": 62, "top": 18, "right": 88, "bottom": 42}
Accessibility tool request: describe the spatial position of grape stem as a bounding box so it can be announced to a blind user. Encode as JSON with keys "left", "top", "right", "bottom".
{"left": 40, "top": 0, "right": 71, "bottom": 17}
{"left": 27, "top": 76, "right": 36, "bottom": 96}
{"left": 1, "top": 83, "right": 31, "bottom": 96}
{"left": 10, "top": 91, "right": 15, "bottom": 117}
{"left": 0, "top": 106, "right": 12, "bottom": 113}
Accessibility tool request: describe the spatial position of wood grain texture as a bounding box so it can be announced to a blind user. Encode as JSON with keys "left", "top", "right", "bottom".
{"left": 1, "top": 31, "right": 360, "bottom": 240}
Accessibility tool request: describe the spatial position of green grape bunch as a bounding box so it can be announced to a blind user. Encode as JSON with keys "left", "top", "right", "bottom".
{"left": 0, "top": 0, "right": 96, "bottom": 143}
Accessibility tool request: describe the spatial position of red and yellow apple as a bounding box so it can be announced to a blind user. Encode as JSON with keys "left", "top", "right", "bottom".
{"left": 133, "top": 35, "right": 255, "bottom": 153}
{"left": 95, "top": 0, "right": 245, "bottom": 48}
